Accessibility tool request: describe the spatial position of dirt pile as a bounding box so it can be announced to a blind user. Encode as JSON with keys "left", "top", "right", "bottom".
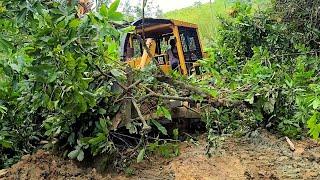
{"left": 0, "top": 150, "right": 105, "bottom": 180}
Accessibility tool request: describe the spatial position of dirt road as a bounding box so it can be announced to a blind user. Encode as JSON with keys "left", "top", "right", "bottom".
{"left": 2, "top": 130, "right": 320, "bottom": 180}
{"left": 124, "top": 130, "right": 320, "bottom": 180}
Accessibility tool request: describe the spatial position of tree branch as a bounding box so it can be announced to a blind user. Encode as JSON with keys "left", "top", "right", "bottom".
{"left": 155, "top": 75, "right": 210, "bottom": 97}
{"left": 132, "top": 99, "right": 151, "bottom": 132}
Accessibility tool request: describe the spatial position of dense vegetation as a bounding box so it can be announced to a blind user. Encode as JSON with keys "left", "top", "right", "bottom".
{"left": 202, "top": 0, "right": 320, "bottom": 139}
{"left": 1, "top": 0, "right": 320, "bottom": 171}
{"left": 0, "top": 0, "right": 129, "bottom": 168}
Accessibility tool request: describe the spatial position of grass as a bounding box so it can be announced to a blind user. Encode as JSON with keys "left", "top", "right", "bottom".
{"left": 164, "top": 0, "right": 269, "bottom": 45}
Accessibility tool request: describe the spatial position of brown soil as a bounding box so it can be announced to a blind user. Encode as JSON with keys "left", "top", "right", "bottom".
{"left": 2, "top": 130, "right": 320, "bottom": 180}
{"left": 0, "top": 150, "right": 104, "bottom": 180}
{"left": 118, "top": 130, "right": 320, "bottom": 180}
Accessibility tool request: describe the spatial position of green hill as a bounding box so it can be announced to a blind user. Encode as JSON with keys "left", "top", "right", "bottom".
{"left": 164, "top": 0, "right": 269, "bottom": 45}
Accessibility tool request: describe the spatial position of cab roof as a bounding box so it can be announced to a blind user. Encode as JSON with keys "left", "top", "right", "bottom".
{"left": 132, "top": 18, "right": 198, "bottom": 29}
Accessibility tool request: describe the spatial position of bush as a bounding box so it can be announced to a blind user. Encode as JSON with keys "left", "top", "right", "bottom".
{"left": 203, "top": 1, "right": 320, "bottom": 139}
{"left": 0, "top": 0, "right": 126, "bottom": 168}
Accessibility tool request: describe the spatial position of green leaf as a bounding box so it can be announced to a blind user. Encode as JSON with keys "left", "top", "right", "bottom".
{"left": 0, "top": 139, "right": 13, "bottom": 149}
{"left": 0, "top": 37, "right": 12, "bottom": 53}
{"left": 17, "top": 9, "right": 28, "bottom": 23}
{"left": 156, "top": 106, "right": 172, "bottom": 121}
{"left": 120, "top": 26, "right": 135, "bottom": 33}
{"left": 312, "top": 98, "right": 320, "bottom": 110}
{"left": 0, "top": 105, "right": 7, "bottom": 114}
{"left": 99, "top": 4, "right": 108, "bottom": 17}
{"left": 99, "top": 118, "right": 109, "bottom": 135}
{"left": 69, "top": 19, "right": 81, "bottom": 29}
{"left": 53, "top": 126, "right": 62, "bottom": 137}
{"left": 206, "top": 89, "right": 218, "bottom": 97}
{"left": 77, "top": 150, "right": 85, "bottom": 161}
{"left": 285, "top": 77, "right": 293, "bottom": 88}
{"left": 109, "top": 0, "right": 120, "bottom": 14}
{"left": 100, "top": 119, "right": 107, "bottom": 129}
{"left": 151, "top": 119, "right": 168, "bottom": 135}
{"left": 137, "top": 148, "right": 145, "bottom": 163}
{"left": 88, "top": 133, "right": 106, "bottom": 145}
{"left": 307, "top": 113, "right": 320, "bottom": 139}
{"left": 307, "top": 113, "right": 317, "bottom": 128}
{"left": 173, "top": 128, "right": 179, "bottom": 140}
{"left": 68, "top": 149, "right": 80, "bottom": 159}
{"left": 309, "top": 125, "right": 320, "bottom": 139}
{"left": 98, "top": 108, "right": 107, "bottom": 115}
{"left": 245, "top": 95, "right": 254, "bottom": 104}
{"left": 111, "top": 69, "right": 124, "bottom": 78}
{"left": 191, "top": 94, "right": 204, "bottom": 102}
{"left": 126, "top": 122, "right": 138, "bottom": 134}
{"left": 109, "top": 12, "right": 123, "bottom": 21}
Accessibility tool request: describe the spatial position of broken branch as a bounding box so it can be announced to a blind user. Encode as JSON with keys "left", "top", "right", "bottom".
{"left": 132, "top": 99, "right": 151, "bottom": 132}
{"left": 155, "top": 75, "right": 211, "bottom": 97}
{"left": 285, "top": 136, "right": 295, "bottom": 151}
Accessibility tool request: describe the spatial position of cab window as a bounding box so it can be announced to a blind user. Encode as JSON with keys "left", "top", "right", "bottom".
{"left": 178, "top": 27, "right": 202, "bottom": 62}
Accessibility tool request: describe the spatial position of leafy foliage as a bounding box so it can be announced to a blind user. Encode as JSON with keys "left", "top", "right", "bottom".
{"left": 121, "top": 0, "right": 163, "bottom": 21}
{"left": 0, "top": 0, "right": 192, "bottom": 169}
{"left": 0, "top": 0, "right": 125, "bottom": 168}
{"left": 202, "top": 1, "right": 320, "bottom": 139}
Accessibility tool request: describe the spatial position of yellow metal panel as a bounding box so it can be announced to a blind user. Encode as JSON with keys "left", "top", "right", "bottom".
{"left": 160, "top": 65, "right": 171, "bottom": 75}
{"left": 135, "top": 58, "right": 141, "bottom": 67}
{"left": 139, "top": 39, "right": 156, "bottom": 69}
{"left": 171, "top": 20, "right": 198, "bottom": 29}
{"left": 127, "top": 57, "right": 141, "bottom": 69}
{"left": 126, "top": 39, "right": 157, "bottom": 70}
{"left": 173, "top": 25, "right": 187, "bottom": 75}
{"left": 129, "top": 35, "right": 133, "bottom": 48}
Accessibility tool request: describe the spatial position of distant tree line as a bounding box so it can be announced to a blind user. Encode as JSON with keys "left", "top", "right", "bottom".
{"left": 121, "top": 0, "right": 163, "bottom": 21}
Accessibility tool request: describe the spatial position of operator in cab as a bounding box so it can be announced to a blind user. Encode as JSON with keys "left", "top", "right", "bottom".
{"left": 167, "top": 39, "right": 179, "bottom": 70}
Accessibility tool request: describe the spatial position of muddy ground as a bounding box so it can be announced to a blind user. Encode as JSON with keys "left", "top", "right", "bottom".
{"left": 1, "top": 130, "right": 320, "bottom": 180}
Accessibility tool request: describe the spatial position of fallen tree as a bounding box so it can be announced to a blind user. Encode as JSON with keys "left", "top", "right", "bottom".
{"left": 0, "top": 0, "right": 237, "bottom": 169}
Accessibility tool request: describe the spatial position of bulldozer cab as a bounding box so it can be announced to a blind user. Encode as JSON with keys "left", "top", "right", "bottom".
{"left": 120, "top": 18, "right": 204, "bottom": 75}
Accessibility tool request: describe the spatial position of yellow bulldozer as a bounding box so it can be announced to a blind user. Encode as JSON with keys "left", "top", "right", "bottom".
{"left": 120, "top": 18, "right": 204, "bottom": 76}
{"left": 77, "top": 2, "right": 205, "bottom": 75}
{"left": 112, "top": 18, "right": 206, "bottom": 130}
{"left": 76, "top": 1, "right": 206, "bottom": 130}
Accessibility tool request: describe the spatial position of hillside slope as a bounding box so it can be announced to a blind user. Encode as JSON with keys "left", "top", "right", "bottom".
{"left": 164, "top": 0, "right": 269, "bottom": 44}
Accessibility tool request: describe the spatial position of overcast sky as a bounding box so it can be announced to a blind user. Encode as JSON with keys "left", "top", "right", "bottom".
{"left": 127, "top": 0, "right": 211, "bottom": 12}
